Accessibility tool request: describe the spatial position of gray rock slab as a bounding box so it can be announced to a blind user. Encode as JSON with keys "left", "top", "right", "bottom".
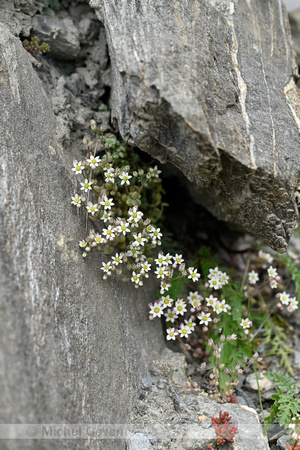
{"left": 129, "top": 349, "right": 269, "bottom": 450}
{"left": 0, "top": 22, "right": 165, "bottom": 450}
{"left": 91, "top": 0, "right": 300, "bottom": 252}
{"left": 32, "top": 14, "right": 81, "bottom": 60}
{"left": 126, "top": 433, "right": 154, "bottom": 450}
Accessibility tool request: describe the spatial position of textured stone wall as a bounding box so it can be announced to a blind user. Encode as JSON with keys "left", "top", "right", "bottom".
{"left": 91, "top": 0, "right": 300, "bottom": 252}
{"left": 0, "top": 22, "right": 164, "bottom": 450}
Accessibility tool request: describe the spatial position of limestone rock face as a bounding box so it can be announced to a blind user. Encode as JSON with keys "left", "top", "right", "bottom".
{"left": 0, "top": 22, "right": 164, "bottom": 449}
{"left": 32, "top": 14, "right": 81, "bottom": 60}
{"left": 91, "top": 0, "right": 300, "bottom": 252}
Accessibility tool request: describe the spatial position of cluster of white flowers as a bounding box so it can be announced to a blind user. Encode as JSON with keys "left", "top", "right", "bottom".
{"left": 249, "top": 251, "right": 299, "bottom": 313}
{"left": 277, "top": 291, "right": 298, "bottom": 312}
{"left": 207, "top": 267, "right": 229, "bottom": 289}
{"left": 70, "top": 122, "right": 166, "bottom": 287}
{"left": 71, "top": 121, "right": 299, "bottom": 354}
{"left": 149, "top": 267, "right": 234, "bottom": 340}
{"left": 258, "top": 249, "right": 274, "bottom": 264}
{"left": 288, "top": 414, "right": 300, "bottom": 441}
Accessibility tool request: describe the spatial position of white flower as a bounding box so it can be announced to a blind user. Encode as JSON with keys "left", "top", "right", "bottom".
{"left": 279, "top": 291, "right": 290, "bottom": 305}
{"left": 71, "top": 160, "right": 85, "bottom": 174}
{"left": 150, "top": 302, "right": 164, "bottom": 318}
{"left": 101, "top": 261, "right": 112, "bottom": 273}
{"left": 258, "top": 250, "right": 274, "bottom": 263}
{"left": 148, "top": 165, "right": 162, "bottom": 178}
{"left": 155, "top": 253, "right": 165, "bottom": 266}
{"left": 126, "top": 247, "right": 138, "bottom": 258}
{"left": 198, "top": 312, "right": 212, "bottom": 326}
{"left": 104, "top": 163, "right": 112, "bottom": 171}
{"left": 240, "top": 317, "right": 252, "bottom": 329}
{"left": 112, "top": 253, "right": 123, "bottom": 265}
{"left": 119, "top": 171, "right": 132, "bottom": 185}
{"left": 100, "top": 196, "right": 114, "bottom": 210}
{"left": 219, "top": 299, "right": 229, "bottom": 313}
{"left": 133, "top": 251, "right": 145, "bottom": 262}
{"left": 104, "top": 171, "right": 115, "bottom": 182}
{"left": 288, "top": 297, "right": 298, "bottom": 311}
{"left": 102, "top": 225, "right": 115, "bottom": 240}
{"left": 219, "top": 272, "right": 229, "bottom": 285}
{"left": 71, "top": 194, "right": 82, "bottom": 207}
{"left": 154, "top": 266, "right": 168, "bottom": 279}
{"left": 270, "top": 279, "right": 278, "bottom": 289}
{"left": 206, "top": 295, "right": 217, "bottom": 307}
{"left": 268, "top": 266, "right": 278, "bottom": 278}
{"left": 131, "top": 271, "right": 141, "bottom": 284}
{"left": 287, "top": 250, "right": 297, "bottom": 260}
{"left": 212, "top": 301, "right": 222, "bottom": 314}
{"left": 132, "top": 232, "right": 147, "bottom": 247}
{"left": 160, "top": 281, "right": 171, "bottom": 294}
{"left": 184, "top": 319, "right": 196, "bottom": 331}
{"left": 179, "top": 324, "right": 192, "bottom": 338}
{"left": 150, "top": 227, "right": 163, "bottom": 241}
{"left": 287, "top": 303, "right": 298, "bottom": 312}
{"left": 208, "top": 267, "right": 219, "bottom": 279}
{"left": 187, "top": 291, "right": 201, "bottom": 307}
{"left": 94, "top": 234, "right": 103, "bottom": 244}
{"left": 80, "top": 179, "right": 93, "bottom": 192}
{"left": 174, "top": 299, "right": 187, "bottom": 316}
{"left": 188, "top": 267, "right": 200, "bottom": 282}
{"left": 161, "top": 295, "right": 173, "bottom": 309}
{"left": 86, "top": 155, "right": 101, "bottom": 169}
{"left": 166, "top": 327, "right": 178, "bottom": 341}
{"left": 79, "top": 240, "right": 87, "bottom": 248}
{"left": 164, "top": 308, "right": 178, "bottom": 323}
{"left": 86, "top": 203, "right": 99, "bottom": 215}
{"left": 141, "top": 261, "right": 151, "bottom": 273}
{"left": 117, "top": 221, "right": 130, "bottom": 235}
{"left": 128, "top": 207, "right": 143, "bottom": 224}
{"left": 164, "top": 254, "right": 172, "bottom": 265}
{"left": 248, "top": 270, "right": 259, "bottom": 285}
{"left": 173, "top": 254, "right": 184, "bottom": 266}
{"left": 208, "top": 278, "right": 222, "bottom": 290}
{"left": 102, "top": 211, "right": 113, "bottom": 222}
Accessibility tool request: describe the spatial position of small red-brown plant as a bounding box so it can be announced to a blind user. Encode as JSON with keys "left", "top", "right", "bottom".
{"left": 210, "top": 410, "right": 238, "bottom": 446}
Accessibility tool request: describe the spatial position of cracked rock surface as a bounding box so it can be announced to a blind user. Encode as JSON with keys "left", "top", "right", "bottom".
{"left": 91, "top": 0, "right": 300, "bottom": 253}
{"left": 127, "top": 349, "right": 270, "bottom": 450}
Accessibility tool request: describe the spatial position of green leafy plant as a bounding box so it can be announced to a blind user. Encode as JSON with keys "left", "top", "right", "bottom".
{"left": 263, "top": 315, "right": 294, "bottom": 375}
{"left": 71, "top": 120, "right": 169, "bottom": 286}
{"left": 71, "top": 120, "right": 300, "bottom": 412}
{"left": 23, "top": 36, "right": 50, "bottom": 55}
{"left": 264, "top": 371, "right": 300, "bottom": 448}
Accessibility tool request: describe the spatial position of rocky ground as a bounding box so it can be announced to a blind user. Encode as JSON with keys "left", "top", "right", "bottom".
{"left": 2, "top": 1, "right": 300, "bottom": 449}
{"left": 126, "top": 235, "right": 300, "bottom": 450}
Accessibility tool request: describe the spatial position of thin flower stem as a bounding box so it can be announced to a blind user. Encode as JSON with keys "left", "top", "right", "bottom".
{"left": 176, "top": 336, "right": 193, "bottom": 363}
{"left": 254, "top": 364, "right": 265, "bottom": 424}
{"left": 249, "top": 304, "right": 277, "bottom": 342}
{"left": 241, "top": 251, "right": 251, "bottom": 292}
